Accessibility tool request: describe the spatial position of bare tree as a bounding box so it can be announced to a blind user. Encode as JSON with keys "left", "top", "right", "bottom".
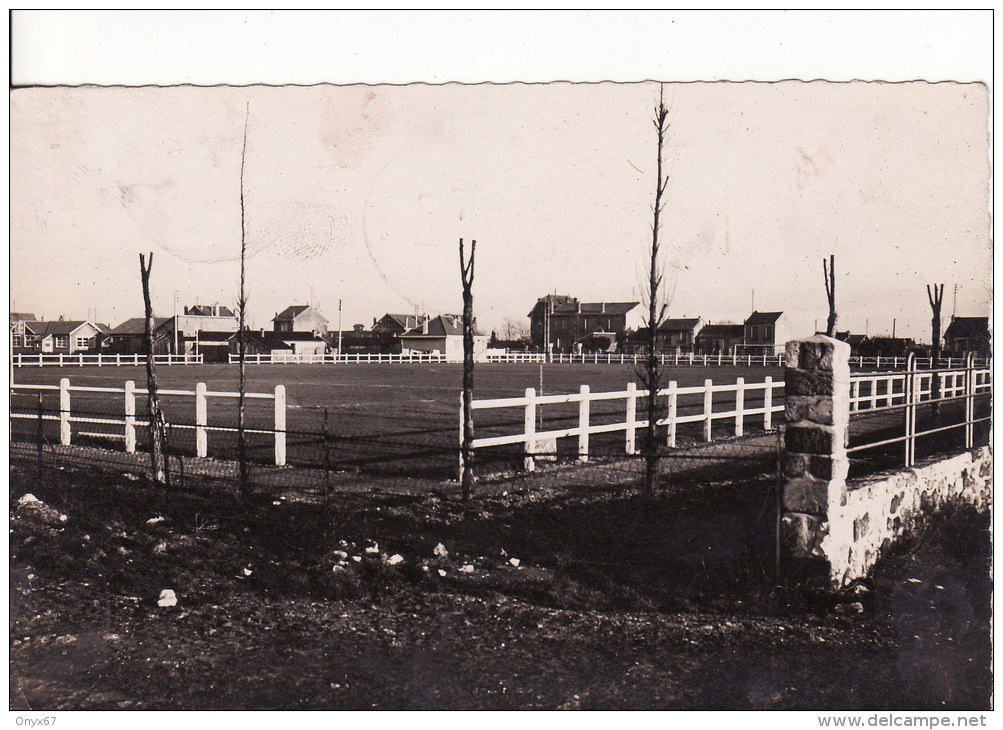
{"left": 927, "top": 283, "right": 944, "bottom": 422}
{"left": 459, "top": 237, "right": 477, "bottom": 501}
{"left": 237, "top": 103, "right": 251, "bottom": 503}
{"left": 139, "top": 252, "right": 169, "bottom": 486}
{"left": 823, "top": 254, "right": 837, "bottom": 337}
{"left": 503, "top": 318, "right": 529, "bottom": 342}
{"left": 639, "top": 85, "right": 671, "bottom": 497}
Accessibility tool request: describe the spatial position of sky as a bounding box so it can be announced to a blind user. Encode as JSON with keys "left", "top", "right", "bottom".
{"left": 10, "top": 80, "right": 990, "bottom": 342}
{"left": 8, "top": 11, "right": 993, "bottom": 346}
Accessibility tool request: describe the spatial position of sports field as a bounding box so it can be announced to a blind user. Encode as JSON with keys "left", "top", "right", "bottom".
{"left": 11, "top": 362, "right": 785, "bottom": 479}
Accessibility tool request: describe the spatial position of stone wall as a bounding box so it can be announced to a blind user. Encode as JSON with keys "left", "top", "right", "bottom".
{"left": 823, "top": 447, "right": 992, "bottom": 586}
{"left": 780, "top": 335, "right": 992, "bottom": 589}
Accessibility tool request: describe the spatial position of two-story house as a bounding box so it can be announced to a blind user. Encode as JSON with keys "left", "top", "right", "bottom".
{"left": 738, "top": 311, "right": 789, "bottom": 356}
{"left": 694, "top": 323, "right": 746, "bottom": 356}
{"left": 943, "top": 316, "right": 990, "bottom": 359}
{"left": 528, "top": 295, "right": 643, "bottom": 353}
{"left": 273, "top": 305, "right": 329, "bottom": 335}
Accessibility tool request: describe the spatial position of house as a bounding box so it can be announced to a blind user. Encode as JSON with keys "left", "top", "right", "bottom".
{"left": 943, "top": 316, "right": 990, "bottom": 359}
{"left": 372, "top": 313, "right": 421, "bottom": 336}
{"left": 400, "top": 315, "right": 489, "bottom": 362}
{"left": 19, "top": 319, "right": 104, "bottom": 355}
{"left": 104, "top": 305, "right": 239, "bottom": 355}
{"left": 651, "top": 317, "right": 704, "bottom": 354}
{"left": 831, "top": 331, "right": 869, "bottom": 357}
{"left": 105, "top": 317, "right": 173, "bottom": 355}
{"left": 10, "top": 313, "right": 37, "bottom": 352}
{"left": 528, "top": 295, "right": 643, "bottom": 353}
{"left": 325, "top": 327, "right": 400, "bottom": 355}
{"left": 857, "top": 336, "right": 917, "bottom": 359}
{"left": 738, "top": 311, "right": 789, "bottom": 356}
{"left": 694, "top": 324, "right": 746, "bottom": 356}
{"left": 273, "top": 305, "right": 328, "bottom": 335}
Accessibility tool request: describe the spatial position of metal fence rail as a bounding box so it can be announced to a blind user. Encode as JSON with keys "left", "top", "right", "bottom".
{"left": 12, "top": 353, "right": 204, "bottom": 367}
{"left": 847, "top": 353, "right": 991, "bottom": 469}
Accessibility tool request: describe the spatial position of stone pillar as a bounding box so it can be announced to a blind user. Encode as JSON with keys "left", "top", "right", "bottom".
{"left": 780, "top": 335, "right": 851, "bottom": 586}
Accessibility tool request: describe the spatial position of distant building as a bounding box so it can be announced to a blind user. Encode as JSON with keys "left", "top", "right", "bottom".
{"left": 372, "top": 313, "right": 421, "bottom": 336}
{"left": 857, "top": 336, "right": 917, "bottom": 359}
{"left": 943, "top": 316, "right": 990, "bottom": 359}
{"left": 830, "top": 331, "right": 869, "bottom": 357}
{"left": 105, "top": 317, "right": 173, "bottom": 355}
{"left": 528, "top": 295, "right": 643, "bottom": 353}
{"left": 17, "top": 319, "right": 103, "bottom": 355}
{"left": 694, "top": 324, "right": 745, "bottom": 356}
{"left": 400, "top": 314, "right": 489, "bottom": 362}
{"left": 273, "top": 305, "right": 328, "bottom": 335}
{"left": 738, "top": 311, "right": 789, "bottom": 355}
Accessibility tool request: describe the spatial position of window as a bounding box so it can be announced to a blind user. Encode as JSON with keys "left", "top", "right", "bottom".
{"left": 763, "top": 325, "right": 772, "bottom": 341}
{"left": 76, "top": 336, "right": 95, "bottom": 349}
{"left": 12, "top": 334, "right": 23, "bottom": 347}
{"left": 54, "top": 336, "right": 68, "bottom": 348}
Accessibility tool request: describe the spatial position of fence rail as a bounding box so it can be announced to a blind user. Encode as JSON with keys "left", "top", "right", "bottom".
{"left": 10, "top": 378, "right": 287, "bottom": 465}
{"left": 225, "top": 350, "right": 989, "bottom": 368}
{"left": 228, "top": 352, "right": 448, "bottom": 365}
{"left": 13, "top": 353, "right": 204, "bottom": 367}
{"left": 461, "top": 375, "right": 785, "bottom": 478}
{"left": 847, "top": 353, "right": 992, "bottom": 467}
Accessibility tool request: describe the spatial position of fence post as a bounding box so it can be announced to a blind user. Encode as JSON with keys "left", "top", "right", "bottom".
{"left": 702, "top": 379, "right": 713, "bottom": 442}
{"left": 625, "top": 382, "right": 637, "bottom": 455}
{"left": 965, "top": 352, "right": 975, "bottom": 448}
{"left": 58, "top": 377, "right": 71, "bottom": 445}
{"left": 763, "top": 376, "right": 773, "bottom": 431}
{"left": 904, "top": 352, "right": 916, "bottom": 466}
{"left": 59, "top": 353, "right": 64, "bottom": 367}
{"left": 734, "top": 377, "right": 745, "bottom": 437}
{"left": 780, "top": 335, "right": 851, "bottom": 588}
{"left": 124, "top": 379, "right": 136, "bottom": 453}
{"left": 578, "top": 384, "right": 589, "bottom": 463}
{"left": 524, "top": 387, "right": 537, "bottom": 472}
{"left": 273, "top": 384, "right": 286, "bottom": 466}
{"left": 195, "top": 382, "right": 208, "bottom": 458}
{"left": 666, "top": 380, "right": 678, "bottom": 448}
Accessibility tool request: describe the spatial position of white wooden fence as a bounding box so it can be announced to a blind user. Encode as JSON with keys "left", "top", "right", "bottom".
{"left": 223, "top": 349, "right": 990, "bottom": 369}
{"left": 463, "top": 375, "right": 785, "bottom": 476}
{"left": 10, "top": 378, "right": 287, "bottom": 466}
{"left": 228, "top": 352, "right": 447, "bottom": 364}
{"left": 13, "top": 353, "right": 204, "bottom": 367}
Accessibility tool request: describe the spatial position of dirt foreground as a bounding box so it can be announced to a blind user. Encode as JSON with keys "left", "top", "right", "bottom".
{"left": 8, "top": 462, "right": 992, "bottom": 710}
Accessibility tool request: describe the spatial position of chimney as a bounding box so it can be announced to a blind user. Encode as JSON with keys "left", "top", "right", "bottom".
{"left": 422, "top": 316, "right": 429, "bottom": 335}
{"left": 601, "top": 302, "right": 605, "bottom": 314}
{"left": 214, "top": 303, "right": 219, "bottom": 317}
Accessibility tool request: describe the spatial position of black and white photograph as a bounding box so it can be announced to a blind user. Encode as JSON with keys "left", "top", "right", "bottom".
{"left": 7, "top": 10, "right": 994, "bottom": 720}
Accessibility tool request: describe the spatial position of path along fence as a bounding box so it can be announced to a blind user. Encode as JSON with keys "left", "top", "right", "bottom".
{"left": 463, "top": 376, "right": 786, "bottom": 479}
{"left": 10, "top": 378, "right": 287, "bottom": 466}
{"left": 12, "top": 353, "right": 203, "bottom": 367}
{"left": 845, "top": 352, "right": 992, "bottom": 475}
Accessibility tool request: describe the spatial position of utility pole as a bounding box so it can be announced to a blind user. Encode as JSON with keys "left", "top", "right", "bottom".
{"left": 337, "top": 298, "right": 343, "bottom": 357}
{"left": 173, "top": 289, "right": 179, "bottom": 355}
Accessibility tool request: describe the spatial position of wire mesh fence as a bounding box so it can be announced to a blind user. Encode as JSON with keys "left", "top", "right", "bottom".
{"left": 8, "top": 358, "right": 991, "bottom": 503}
